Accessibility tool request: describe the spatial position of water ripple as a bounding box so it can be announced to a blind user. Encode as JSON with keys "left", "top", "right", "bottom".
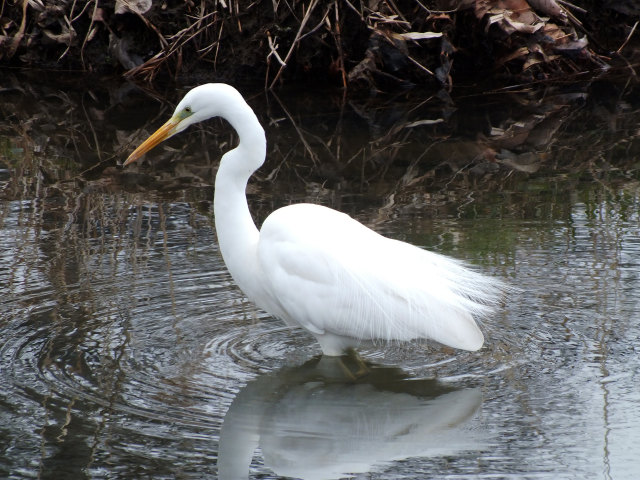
{"left": 3, "top": 185, "right": 640, "bottom": 479}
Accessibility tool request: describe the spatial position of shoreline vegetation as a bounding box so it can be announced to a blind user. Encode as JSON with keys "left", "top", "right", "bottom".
{"left": 2, "top": 1, "right": 639, "bottom": 205}
{"left": 1, "top": 1, "right": 639, "bottom": 92}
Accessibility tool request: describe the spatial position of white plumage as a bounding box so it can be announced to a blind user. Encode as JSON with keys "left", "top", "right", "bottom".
{"left": 125, "top": 83, "right": 505, "bottom": 356}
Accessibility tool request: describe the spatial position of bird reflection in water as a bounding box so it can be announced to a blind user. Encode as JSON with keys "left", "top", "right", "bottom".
{"left": 218, "top": 353, "right": 485, "bottom": 480}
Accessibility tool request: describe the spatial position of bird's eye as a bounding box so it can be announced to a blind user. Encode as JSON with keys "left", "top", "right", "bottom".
{"left": 185, "top": 106, "right": 192, "bottom": 113}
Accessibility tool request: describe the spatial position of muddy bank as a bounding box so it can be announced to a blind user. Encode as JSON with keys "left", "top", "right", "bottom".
{"left": 1, "top": 1, "right": 639, "bottom": 92}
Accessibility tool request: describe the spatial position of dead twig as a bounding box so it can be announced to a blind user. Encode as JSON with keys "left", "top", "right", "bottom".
{"left": 407, "top": 54, "right": 435, "bottom": 76}
{"left": 341, "top": 0, "right": 363, "bottom": 20}
{"left": 126, "top": 11, "right": 218, "bottom": 82}
{"left": 556, "top": 0, "right": 586, "bottom": 14}
{"left": 269, "top": 0, "right": 320, "bottom": 90}
{"left": 6, "top": 0, "right": 28, "bottom": 59}
{"left": 265, "top": 30, "right": 286, "bottom": 90}
{"left": 267, "top": 32, "right": 287, "bottom": 67}
{"left": 616, "top": 20, "right": 638, "bottom": 55}
{"left": 332, "top": 2, "right": 348, "bottom": 89}
{"left": 80, "top": 0, "right": 100, "bottom": 68}
{"left": 269, "top": 89, "right": 322, "bottom": 166}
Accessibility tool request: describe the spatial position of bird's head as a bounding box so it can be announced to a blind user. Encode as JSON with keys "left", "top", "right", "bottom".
{"left": 123, "top": 84, "right": 243, "bottom": 166}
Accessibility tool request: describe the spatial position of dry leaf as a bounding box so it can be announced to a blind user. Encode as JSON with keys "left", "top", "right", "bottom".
{"left": 477, "top": 0, "right": 546, "bottom": 35}
{"left": 398, "top": 32, "right": 443, "bottom": 41}
{"left": 489, "top": 116, "right": 545, "bottom": 149}
{"left": 496, "top": 46, "right": 529, "bottom": 66}
{"left": 527, "top": 0, "right": 565, "bottom": 19}
{"left": 92, "top": 8, "right": 106, "bottom": 23}
{"left": 27, "top": 0, "right": 45, "bottom": 11}
{"left": 115, "top": 0, "right": 152, "bottom": 15}
{"left": 404, "top": 118, "right": 445, "bottom": 127}
{"left": 496, "top": 150, "right": 541, "bottom": 173}
{"left": 42, "top": 24, "right": 77, "bottom": 45}
{"left": 503, "top": 12, "right": 544, "bottom": 34}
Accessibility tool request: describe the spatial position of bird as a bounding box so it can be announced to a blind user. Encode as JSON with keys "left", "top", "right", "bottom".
{"left": 124, "top": 83, "right": 505, "bottom": 356}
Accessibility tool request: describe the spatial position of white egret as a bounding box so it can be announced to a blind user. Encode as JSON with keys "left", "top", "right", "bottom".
{"left": 124, "top": 83, "right": 504, "bottom": 356}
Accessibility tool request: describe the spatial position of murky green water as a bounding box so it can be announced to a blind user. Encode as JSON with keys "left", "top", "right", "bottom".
{"left": 1, "top": 74, "right": 639, "bottom": 479}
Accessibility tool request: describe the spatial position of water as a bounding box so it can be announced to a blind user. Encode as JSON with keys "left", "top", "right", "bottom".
{"left": 1, "top": 74, "right": 639, "bottom": 479}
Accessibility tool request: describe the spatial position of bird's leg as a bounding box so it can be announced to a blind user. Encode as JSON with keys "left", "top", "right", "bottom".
{"left": 338, "top": 348, "right": 370, "bottom": 380}
{"left": 315, "top": 350, "right": 370, "bottom": 381}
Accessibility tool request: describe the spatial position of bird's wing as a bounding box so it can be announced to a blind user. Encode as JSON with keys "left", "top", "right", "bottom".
{"left": 257, "top": 204, "right": 498, "bottom": 350}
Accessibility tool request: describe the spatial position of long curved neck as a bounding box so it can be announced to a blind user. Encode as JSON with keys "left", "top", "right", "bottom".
{"left": 213, "top": 103, "right": 266, "bottom": 300}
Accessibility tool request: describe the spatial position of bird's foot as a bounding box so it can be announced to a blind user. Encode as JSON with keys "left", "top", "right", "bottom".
{"left": 336, "top": 349, "right": 370, "bottom": 380}
{"left": 315, "top": 349, "right": 370, "bottom": 381}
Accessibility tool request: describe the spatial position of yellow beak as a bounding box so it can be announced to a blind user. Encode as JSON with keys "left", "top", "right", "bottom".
{"left": 123, "top": 117, "right": 179, "bottom": 166}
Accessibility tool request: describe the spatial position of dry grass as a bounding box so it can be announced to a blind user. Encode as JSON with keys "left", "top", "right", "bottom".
{"left": 1, "top": 1, "right": 621, "bottom": 91}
